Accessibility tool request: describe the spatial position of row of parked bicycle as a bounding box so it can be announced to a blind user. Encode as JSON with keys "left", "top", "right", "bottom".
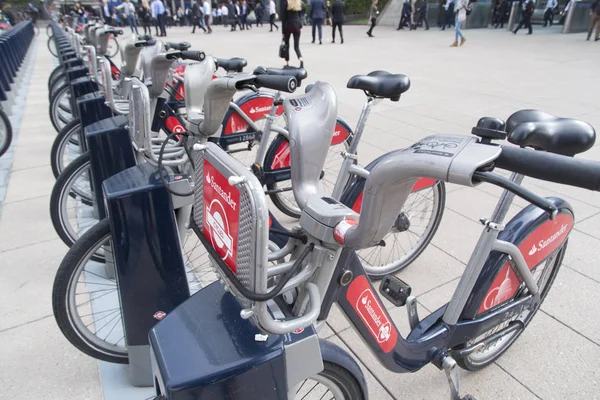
{"left": 0, "top": 21, "right": 36, "bottom": 159}
{"left": 46, "top": 19, "right": 599, "bottom": 400}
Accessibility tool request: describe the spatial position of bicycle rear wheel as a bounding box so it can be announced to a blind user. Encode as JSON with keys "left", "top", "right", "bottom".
{"left": 106, "top": 37, "right": 119, "bottom": 58}
{"left": 354, "top": 182, "right": 446, "bottom": 277}
{"left": 0, "top": 108, "right": 13, "bottom": 158}
{"left": 455, "top": 241, "right": 566, "bottom": 371}
{"left": 263, "top": 133, "right": 350, "bottom": 219}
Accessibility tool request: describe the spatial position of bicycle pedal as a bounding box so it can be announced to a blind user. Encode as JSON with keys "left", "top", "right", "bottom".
{"left": 379, "top": 275, "right": 411, "bottom": 307}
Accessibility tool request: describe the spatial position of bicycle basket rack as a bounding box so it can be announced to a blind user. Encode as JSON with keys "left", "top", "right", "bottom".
{"left": 192, "top": 142, "right": 270, "bottom": 310}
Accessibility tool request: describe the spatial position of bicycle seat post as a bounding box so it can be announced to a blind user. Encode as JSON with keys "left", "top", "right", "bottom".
{"left": 254, "top": 91, "right": 283, "bottom": 166}
{"left": 331, "top": 96, "right": 375, "bottom": 200}
{"left": 489, "top": 172, "right": 524, "bottom": 224}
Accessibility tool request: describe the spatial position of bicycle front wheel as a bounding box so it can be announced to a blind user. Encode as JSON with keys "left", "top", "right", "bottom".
{"left": 50, "top": 152, "right": 98, "bottom": 251}
{"left": 47, "top": 36, "right": 58, "bottom": 57}
{"left": 49, "top": 83, "right": 74, "bottom": 132}
{"left": 52, "top": 218, "right": 129, "bottom": 364}
{"left": 455, "top": 240, "right": 567, "bottom": 371}
{"left": 0, "top": 108, "right": 13, "bottom": 158}
{"left": 51, "top": 118, "right": 82, "bottom": 178}
{"left": 294, "top": 361, "right": 365, "bottom": 400}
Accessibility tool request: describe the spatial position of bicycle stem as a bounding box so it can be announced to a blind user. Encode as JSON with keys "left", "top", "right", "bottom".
{"left": 254, "top": 91, "right": 282, "bottom": 166}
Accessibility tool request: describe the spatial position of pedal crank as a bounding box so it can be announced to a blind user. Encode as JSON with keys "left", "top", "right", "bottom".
{"left": 432, "top": 351, "right": 478, "bottom": 400}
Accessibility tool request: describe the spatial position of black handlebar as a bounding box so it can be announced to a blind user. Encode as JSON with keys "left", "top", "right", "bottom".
{"left": 473, "top": 171, "right": 558, "bottom": 215}
{"left": 104, "top": 29, "right": 123, "bottom": 36}
{"left": 165, "top": 41, "right": 192, "bottom": 51}
{"left": 164, "top": 50, "right": 206, "bottom": 61}
{"left": 254, "top": 74, "right": 297, "bottom": 93}
{"left": 495, "top": 146, "right": 600, "bottom": 192}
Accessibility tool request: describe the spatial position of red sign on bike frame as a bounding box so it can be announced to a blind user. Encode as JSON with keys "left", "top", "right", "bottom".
{"left": 203, "top": 159, "right": 240, "bottom": 274}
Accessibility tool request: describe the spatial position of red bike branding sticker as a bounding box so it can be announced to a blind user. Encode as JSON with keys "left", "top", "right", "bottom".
{"left": 165, "top": 116, "right": 186, "bottom": 134}
{"left": 346, "top": 275, "right": 398, "bottom": 353}
{"left": 478, "top": 212, "right": 573, "bottom": 314}
{"left": 110, "top": 65, "right": 121, "bottom": 81}
{"left": 153, "top": 311, "right": 167, "bottom": 320}
{"left": 270, "top": 121, "right": 352, "bottom": 170}
{"left": 331, "top": 121, "right": 351, "bottom": 145}
{"left": 203, "top": 160, "right": 240, "bottom": 273}
{"left": 333, "top": 217, "right": 358, "bottom": 245}
{"left": 223, "top": 97, "right": 284, "bottom": 135}
{"left": 350, "top": 178, "right": 438, "bottom": 213}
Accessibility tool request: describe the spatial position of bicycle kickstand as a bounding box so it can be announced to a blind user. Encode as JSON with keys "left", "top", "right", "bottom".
{"left": 433, "top": 350, "right": 478, "bottom": 400}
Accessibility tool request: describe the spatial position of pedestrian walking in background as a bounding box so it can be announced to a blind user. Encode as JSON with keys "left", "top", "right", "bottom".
{"left": 255, "top": 1, "right": 264, "bottom": 26}
{"left": 280, "top": 0, "right": 304, "bottom": 67}
{"left": 269, "top": 0, "right": 279, "bottom": 30}
{"left": 543, "top": 0, "right": 557, "bottom": 26}
{"left": 116, "top": 0, "right": 139, "bottom": 34}
{"left": 397, "top": 0, "right": 411, "bottom": 29}
{"left": 221, "top": 3, "right": 229, "bottom": 26}
{"left": 102, "top": 0, "right": 113, "bottom": 24}
{"left": 151, "top": 0, "right": 167, "bottom": 36}
{"left": 450, "top": 0, "right": 469, "bottom": 46}
{"left": 513, "top": 0, "right": 534, "bottom": 34}
{"left": 331, "top": 0, "right": 344, "bottom": 43}
{"left": 415, "top": 0, "right": 429, "bottom": 29}
{"left": 203, "top": 0, "right": 213, "bottom": 32}
{"left": 310, "top": 0, "right": 325, "bottom": 43}
{"left": 494, "top": 0, "right": 508, "bottom": 28}
{"left": 441, "top": 0, "right": 454, "bottom": 29}
{"left": 366, "top": 0, "right": 378, "bottom": 36}
{"left": 139, "top": 0, "right": 153, "bottom": 34}
{"left": 588, "top": 0, "right": 600, "bottom": 41}
{"left": 192, "top": 0, "right": 207, "bottom": 32}
{"left": 325, "top": 1, "right": 332, "bottom": 25}
{"left": 241, "top": 0, "right": 252, "bottom": 29}
{"left": 233, "top": 0, "right": 243, "bottom": 29}
{"left": 177, "top": 6, "right": 184, "bottom": 25}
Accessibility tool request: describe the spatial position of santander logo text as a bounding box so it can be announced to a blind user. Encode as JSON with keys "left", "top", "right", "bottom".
{"left": 249, "top": 105, "right": 271, "bottom": 114}
{"left": 528, "top": 224, "right": 568, "bottom": 256}
{"left": 206, "top": 173, "right": 237, "bottom": 211}
{"left": 346, "top": 275, "right": 397, "bottom": 353}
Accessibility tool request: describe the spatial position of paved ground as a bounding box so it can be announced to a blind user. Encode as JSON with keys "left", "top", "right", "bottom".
{"left": 1, "top": 23, "right": 599, "bottom": 400}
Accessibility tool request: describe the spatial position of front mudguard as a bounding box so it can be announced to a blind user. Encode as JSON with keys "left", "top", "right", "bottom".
{"left": 319, "top": 338, "right": 369, "bottom": 400}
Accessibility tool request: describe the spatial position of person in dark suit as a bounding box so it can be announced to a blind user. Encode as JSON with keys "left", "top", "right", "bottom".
{"left": 310, "top": 0, "right": 325, "bottom": 44}
{"left": 331, "top": 0, "right": 345, "bottom": 43}
{"left": 415, "top": 0, "right": 429, "bottom": 29}
{"left": 397, "top": 0, "right": 412, "bottom": 29}
{"left": 227, "top": 0, "right": 237, "bottom": 30}
{"left": 255, "top": 1, "right": 264, "bottom": 26}
{"left": 513, "top": 0, "right": 534, "bottom": 34}
{"left": 494, "top": 0, "right": 508, "bottom": 28}
{"left": 241, "top": 0, "right": 252, "bottom": 29}
{"left": 191, "top": 0, "right": 207, "bottom": 32}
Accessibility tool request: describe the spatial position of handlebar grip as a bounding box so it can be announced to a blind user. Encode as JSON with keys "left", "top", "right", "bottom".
{"left": 254, "top": 74, "right": 297, "bottom": 93}
{"left": 104, "top": 29, "right": 123, "bottom": 36}
{"left": 495, "top": 146, "right": 600, "bottom": 191}
{"left": 304, "top": 83, "right": 314, "bottom": 93}
{"left": 180, "top": 50, "right": 206, "bottom": 61}
{"left": 137, "top": 34, "right": 153, "bottom": 41}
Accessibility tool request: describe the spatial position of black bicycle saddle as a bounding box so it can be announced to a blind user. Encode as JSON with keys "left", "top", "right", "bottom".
{"left": 216, "top": 57, "right": 247, "bottom": 72}
{"left": 505, "top": 110, "right": 596, "bottom": 156}
{"left": 253, "top": 66, "right": 307, "bottom": 85}
{"left": 346, "top": 70, "right": 410, "bottom": 102}
{"left": 164, "top": 41, "right": 191, "bottom": 51}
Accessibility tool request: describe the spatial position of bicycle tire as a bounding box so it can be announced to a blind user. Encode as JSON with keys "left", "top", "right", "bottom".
{"left": 52, "top": 218, "right": 129, "bottom": 364}
{"left": 51, "top": 118, "right": 82, "bottom": 178}
{"left": 106, "top": 37, "right": 119, "bottom": 58}
{"left": 263, "top": 133, "right": 351, "bottom": 219}
{"left": 46, "top": 24, "right": 53, "bottom": 38}
{"left": 352, "top": 181, "right": 446, "bottom": 278}
{"left": 294, "top": 361, "right": 365, "bottom": 400}
{"left": 49, "top": 72, "right": 67, "bottom": 99}
{"left": 50, "top": 152, "right": 99, "bottom": 253}
{"left": 455, "top": 241, "right": 567, "bottom": 371}
{"left": 48, "top": 65, "right": 64, "bottom": 90}
{"left": 47, "top": 36, "right": 58, "bottom": 57}
{"left": 0, "top": 108, "right": 13, "bottom": 158}
{"left": 49, "top": 83, "right": 73, "bottom": 133}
